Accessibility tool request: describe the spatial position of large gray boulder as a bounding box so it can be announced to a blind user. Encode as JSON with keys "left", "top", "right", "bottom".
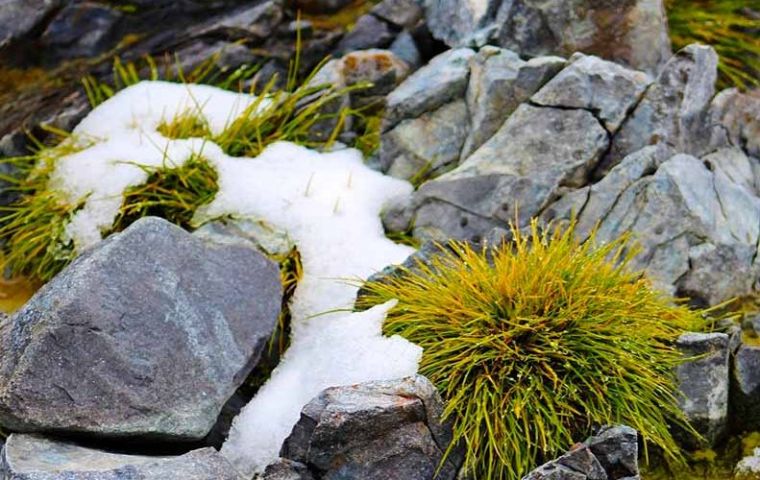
{"left": 423, "top": 0, "right": 671, "bottom": 74}
{"left": 675, "top": 333, "right": 730, "bottom": 447}
{"left": 0, "top": 434, "right": 242, "bottom": 479}
{"left": 413, "top": 103, "right": 608, "bottom": 240}
{"left": 0, "top": 217, "right": 281, "bottom": 440}
{"left": 280, "top": 375, "right": 460, "bottom": 480}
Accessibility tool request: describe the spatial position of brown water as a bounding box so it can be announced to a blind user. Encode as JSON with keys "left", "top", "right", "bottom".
{"left": 0, "top": 277, "right": 38, "bottom": 314}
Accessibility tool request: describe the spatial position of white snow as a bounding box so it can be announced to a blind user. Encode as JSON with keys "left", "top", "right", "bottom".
{"left": 51, "top": 81, "right": 422, "bottom": 476}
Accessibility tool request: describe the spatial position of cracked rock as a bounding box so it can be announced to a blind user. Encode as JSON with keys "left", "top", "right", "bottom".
{"left": 531, "top": 53, "right": 652, "bottom": 134}
{"left": 0, "top": 217, "right": 282, "bottom": 440}
{"left": 412, "top": 103, "right": 608, "bottom": 241}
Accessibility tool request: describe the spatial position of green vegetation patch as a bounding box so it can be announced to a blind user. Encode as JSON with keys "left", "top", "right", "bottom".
{"left": 359, "top": 220, "right": 709, "bottom": 480}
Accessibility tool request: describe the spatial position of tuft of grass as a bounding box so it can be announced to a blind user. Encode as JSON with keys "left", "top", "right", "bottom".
{"left": 156, "top": 110, "right": 212, "bottom": 139}
{"left": 358, "top": 219, "right": 709, "bottom": 480}
{"left": 110, "top": 154, "right": 219, "bottom": 233}
{"left": 666, "top": 0, "right": 760, "bottom": 89}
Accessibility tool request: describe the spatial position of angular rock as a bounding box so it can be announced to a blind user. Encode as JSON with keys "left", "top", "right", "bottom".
{"left": 531, "top": 53, "right": 652, "bottom": 134}
{"left": 382, "top": 99, "right": 470, "bottom": 180}
{"left": 371, "top": 0, "right": 424, "bottom": 29}
{"left": 0, "top": 434, "right": 242, "bottom": 480}
{"left": 736, "top": 447, "right": 760, "bottom": 480}
{"left": 412, "top": 103, "right": 608, "bottom": 240}
{"left": 424, "top": 0, "right": 671, "bottom": 74}
{"left": 605, "top": 44, "right": 718, "bottom": 172}
{"left": 334, "top": 14, "right": 396, "bottom": 56}
{"left": 192, "top": 0, "right": 284, "bottom": 40}
{"left": 383, "top": 48, "right": 475, "bottom": 130}
{"left": 262, "top": 459, "right": 315, "bottom": 480}
{"left": 523, "top": 444, "right": 607, "bottom": 480}
{"left": 41, "top": 2, "right": 123, "bottom": 60}
{"left": 281, "top": 375, "right": 459, "bottom": 480}
{"left": 390, "top": 30, "right": 422, "bottom": 69}
{"left": 0, "top": 217, "right": 281, "bottom": 440}
{"left": 463, "top": 46, "right": 564, "bottom": 157}
{"left": 0, "top": 0, "right": 60, "bottom": 47}
{"left": 584, "top": 426, "right": 639, "bottom": 479}
{"left": 341, "top": 49, "right": 411, "bottom": 109}
{"left": 709, "top": 88, "right": 760, "bottom": 159}
{"left": 675, "top": 332, "right": 730, "bottom": 447}
{"left": 732, "top": 344, "right": 760, "bottom": 431}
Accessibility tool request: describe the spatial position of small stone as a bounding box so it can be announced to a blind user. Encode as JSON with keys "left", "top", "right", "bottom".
{"left": 262, "top": 458, "right": 315, "bottom": 480}
{"left": 709, "top": 88, "right": 760, "bottom": 159}
{"left": 390, "top": 30, "right": 422, "bottom": 69}
{"left": 371, "top": 0, "right": 424, "bottom": 29}
{"left": 584, "top": 425, "right": 639, "bottom": 479}
{"left": 0, "top": 434, "right": 242, "bottom": 479}
{"left": 732, "top": 344, "right": 760, "bottom": 431}
{"left": 334, "top": 14, "right": 396, "bottom": 56}
{"left": 675, "top": 332, "right": 730, "bottom": 447}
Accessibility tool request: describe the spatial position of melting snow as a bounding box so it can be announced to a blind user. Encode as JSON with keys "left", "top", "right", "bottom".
{"left": 52, "top": 81, "right": 422, "bottom": 475}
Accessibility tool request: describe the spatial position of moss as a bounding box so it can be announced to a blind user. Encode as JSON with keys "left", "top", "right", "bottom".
{"left": 300, "top": 0, "right": 379, "bottom": 31}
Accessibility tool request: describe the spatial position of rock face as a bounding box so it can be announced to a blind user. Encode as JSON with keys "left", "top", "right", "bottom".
{"left": 423, "top": 0, "right": 671, "bottom": 73}
{"left": 675, "top": 333, "right": 730, "bottom": 447}
{"left": 381, "top": 43, "right": 760, "bottom": 305}
{"left": 0, "top": 217, "right": 281, "bottom": 440}
{"left": 0, "top": 434, "right": 242, "bottom": 479}
{"left": 280, "top": 375, "right": 460, "bottom": 480}
{"left": 523, "top": 425, "right": 639, "bottom": 480}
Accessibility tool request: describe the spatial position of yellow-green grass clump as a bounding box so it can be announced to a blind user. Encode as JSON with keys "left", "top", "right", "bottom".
{"left": 359, "top": 220, "right": 708, "bottom": 480}
{"left": 666, "top": 0, "right": 760, "bottom": 89}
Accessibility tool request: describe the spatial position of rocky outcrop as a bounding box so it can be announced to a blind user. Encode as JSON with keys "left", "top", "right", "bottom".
{"left": 0, "top": 434, "right": 242, "bottom": 479}
{"left": 279, "top": 375, "right": 460, "bottom": 480}
{"left": 0, "top": 217, "right": 281, "bottom": 440}
{"left": 675, "top": 333, "right": 730, "bottom": 447}
{"left": 423, "top": 0, "right": 671, "bottom": 74}
{"left": 523, "top": 425, "right": 640, "bottom": 480}
{"left": 380, "top": 43, "right": 760, "bottom": 305}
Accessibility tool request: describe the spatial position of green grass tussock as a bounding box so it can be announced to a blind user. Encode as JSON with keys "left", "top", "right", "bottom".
{"left": 666, "top": 0, "right": 760, "bottom": 89}
{"left": 359, "top": 220, "right": 709, "bottom": 480}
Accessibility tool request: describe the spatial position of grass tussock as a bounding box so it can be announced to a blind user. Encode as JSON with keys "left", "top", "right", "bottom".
{"left": 110, "top": 154, "right": 219, "bottom": 233}
{"left": 359, "top": 220, "right": 709, "bottom": 480}
{"left": 666, "top": 0, "right": 760, "bottom": 89}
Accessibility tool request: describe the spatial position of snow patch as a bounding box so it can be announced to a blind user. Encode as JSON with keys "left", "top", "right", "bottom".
{"left": 52, "top": 81, "right": 421, "bottom": 476}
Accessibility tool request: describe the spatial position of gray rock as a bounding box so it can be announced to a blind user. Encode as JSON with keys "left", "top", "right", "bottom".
{"left": 531, "top": 53, "right": 652, "bottom": 134}
{"left": 0, "top": 434, "right": 241, "bottom": 479}
{"left": 335, "top": 14, "right": 396, "bottom": 56}
{"left": 262, "top": 459, "right": 315, "bottom": 480}
{"left": 382, "top": 99, "right": 470, "bottom": 181}
{"left": 371, "top": 0, "right": 424, "bottom": 29}
{"left": 675, "top": 332, "right": 730, "bottom": 447}
{"left": 584, "top": 426, "right": 639, "bottom": 479}
{"left": 294, "top": 0, "right": 354, "bottom": 13}
{"left": 605, "top": 44, "right": 718, "bottom": 172}
{"left": 732, "top": 344, "right": 760, "bottom": 431}
{"left": 424, "top": 0, "right": 671, "bottom": 74}
{"left": 341, "top": 49, "right": 411, "bottom": 107}
{"left": 281, "top": 375, "right": 459, "bottom": 480}
{"left": 709, "top": 88, "right": 760, "bottom": 159}
{"left": 0, "top": 217, "right": 281, "bottom": 440}
{"left": 412, "top": 104, "right": 608, "bottom": 240}
{"left": 41, "top": 2, "right": 123, "bottom": 60}
{"left": 463, "top": 47, "right": 564, "bottom": 157}
{"left": 390, "top": 30, "right": 422, "bottom": 69}
{"left": 383, "top": 48, "right": 475, "bottom": 130}
{"left": 0, "top": 0, "right": 60, "bottom": 47}
{"left": 523, "top": 446, "right": 607, "bottom": 480}
{"left": 192, "top": 1, "right": 284, "bottom": 40}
